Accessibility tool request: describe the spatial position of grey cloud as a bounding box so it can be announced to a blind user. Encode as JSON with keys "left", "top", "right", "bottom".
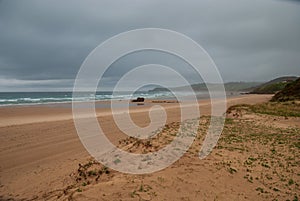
{"left": 0, "top": 0, "right": 299, "bottom": 91}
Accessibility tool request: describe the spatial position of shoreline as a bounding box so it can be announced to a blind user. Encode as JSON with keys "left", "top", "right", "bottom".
{"left": 0, "top": 94, "right": 265, "bottom": 128}
{"left": 0, "top": 90, "right": 242, "bottom": 108}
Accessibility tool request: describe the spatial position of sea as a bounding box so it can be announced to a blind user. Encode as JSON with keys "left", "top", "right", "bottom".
{"left": 0, "top": 91, "right": 175, "bottom": 106}
{"left": 0, "top": 90, "right": 235, "bottom": 107}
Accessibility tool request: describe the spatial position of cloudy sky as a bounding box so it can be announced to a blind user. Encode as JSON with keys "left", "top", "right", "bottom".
{"left": 0, "top": 0, "right": 299, "bottom": 91}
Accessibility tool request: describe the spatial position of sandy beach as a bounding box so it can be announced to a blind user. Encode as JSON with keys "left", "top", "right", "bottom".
{"left": 2, "top": 0, "right": 300, "bottom": 200}
{"left": 2, "top": 94, "right": 299, "bottom": 200}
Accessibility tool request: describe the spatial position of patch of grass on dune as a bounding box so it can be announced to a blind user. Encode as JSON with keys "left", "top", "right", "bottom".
{"left": 227, "top": 102, "right": 300, "bottom": 117}
{"left": 249, "top": 101, "right": 300, "bottom": 117}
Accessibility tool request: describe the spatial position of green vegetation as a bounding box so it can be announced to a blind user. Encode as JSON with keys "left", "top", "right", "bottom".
{"left": 250, "top": 102, "right": 300, "bottom": 117}
{"left": 288, "top": 179, "right": 295, "bottom": 185}
{"left": 271, "top": 78, "right": 300, "bottom": 102}
{"left": 229, "top": 77, "right": 300, "bottom": 116}
{"left": 222, "top": 103, "right": 300, "bottom": 200}
{"left": 228, "top": 102, "right": 300, "bottom": 117}
{"left": 251, "top": 82, "right": 288, "bottom": 94}
{"left": 150, "top": 76, "right": 299, "bottom": 95}
{"left": 256, "top": 187, "right": 265, "bottom": 193}
{"left": 250, "top": 76, "right": 298, "bottom": 94}
{"left": 228, "top": 167, "right": 237, "bottom": 174}
{"left": 149, "top": 82, "right": 261, "bottom": 92}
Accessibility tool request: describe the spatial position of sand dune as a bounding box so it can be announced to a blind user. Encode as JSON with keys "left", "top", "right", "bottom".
{"left": 2, "top": 95, "right": 294, "bottom": 200}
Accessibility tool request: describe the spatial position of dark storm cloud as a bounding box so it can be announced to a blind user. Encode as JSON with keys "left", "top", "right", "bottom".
{"left": 0, "top": 0, "right": 299, "bottom": 91}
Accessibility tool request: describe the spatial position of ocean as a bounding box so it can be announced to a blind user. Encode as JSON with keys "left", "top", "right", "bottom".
{"left": 0, "top": 90, "right": 234, "bottom": 107}
{"left": 0, "top": 91, "right": 175, "bottom": 106}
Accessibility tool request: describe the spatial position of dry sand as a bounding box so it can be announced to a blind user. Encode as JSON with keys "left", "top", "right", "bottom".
{"left": 2, "top": 94, "right": 297, "bottom": 200}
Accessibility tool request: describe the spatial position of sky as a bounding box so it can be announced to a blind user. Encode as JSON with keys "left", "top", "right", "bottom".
{"left": 0, "top": 0, "right": 299, "bottom": 91}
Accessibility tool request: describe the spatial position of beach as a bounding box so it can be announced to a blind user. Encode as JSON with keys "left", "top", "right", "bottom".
{"left": 2, "top": 94, "right": 298, "bottom": 200}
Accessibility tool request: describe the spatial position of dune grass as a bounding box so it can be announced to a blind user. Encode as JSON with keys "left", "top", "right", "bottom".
{"left": 228, "top": 101, "right": 300, "bottom": 117}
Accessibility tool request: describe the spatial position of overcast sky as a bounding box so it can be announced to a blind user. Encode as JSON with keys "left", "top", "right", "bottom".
{"left": 0, "top": 0, "right": 299, "bottom": 91}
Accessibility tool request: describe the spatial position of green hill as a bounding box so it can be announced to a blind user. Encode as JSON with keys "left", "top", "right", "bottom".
{"left": 223, "top": 82, "right": 261, "bottom": 92}
{"left": 271, "top": 78, "right": 300, "bottom": 102}
{"left": 250, "top": 76, "right": 298, "bottom": 94}
{"left": 149, "top": 82, "right": 261, "bottom": 93}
